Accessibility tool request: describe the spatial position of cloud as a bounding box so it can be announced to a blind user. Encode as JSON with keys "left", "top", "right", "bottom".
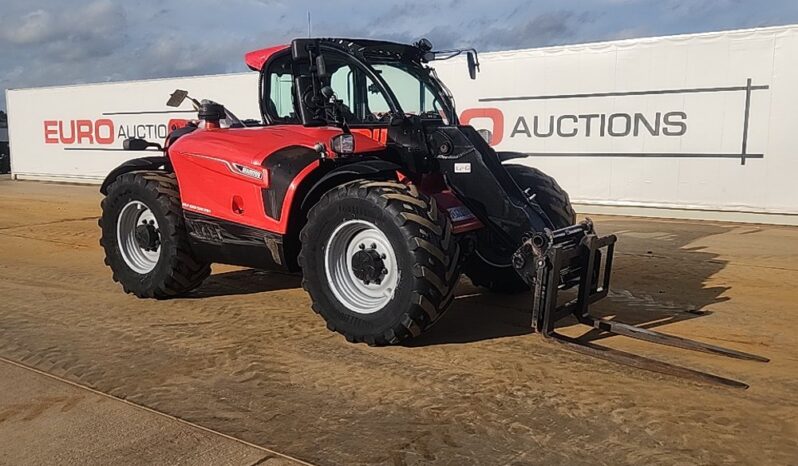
{"left": 478, "top": 11, "right": 595, "bottom": 50}
{"left": 3, "top": 0, "right": 798, "bottom": 111}
{"left": 1, "top": 10, "right": 57, "bottom": 45}
{"left": 0, "top": 0, "right": 259, "bottom": 110}
{"left": 1, "top": 1, "right": 126, "bottom": 55}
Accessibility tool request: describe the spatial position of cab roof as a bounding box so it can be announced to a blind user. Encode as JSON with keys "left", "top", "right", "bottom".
{"left": 244, "top": 45, "right": 289, "bottom": 71}
{"left": 244, "top": 39, "right": 426, "bottom": 71}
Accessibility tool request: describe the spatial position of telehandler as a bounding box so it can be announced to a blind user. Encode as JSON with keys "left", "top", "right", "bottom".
{"left": 100, "top": 38, "right": 767, "bottom": 387}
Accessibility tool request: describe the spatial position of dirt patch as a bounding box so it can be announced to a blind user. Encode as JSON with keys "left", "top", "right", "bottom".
{"left": 0, "top": 179, "right": 796, "bottom": 465}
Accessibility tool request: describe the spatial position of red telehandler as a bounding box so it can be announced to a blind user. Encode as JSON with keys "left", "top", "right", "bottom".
{"left": 99, "top": 38, "right": 767, "bottom": 387}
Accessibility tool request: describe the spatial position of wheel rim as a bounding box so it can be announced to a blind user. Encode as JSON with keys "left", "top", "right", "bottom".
{"left": 324, "top": 220, "right": 399, "bottom": 314}
{"left": 116, "top": 200, "right": 161, "bottom": 274}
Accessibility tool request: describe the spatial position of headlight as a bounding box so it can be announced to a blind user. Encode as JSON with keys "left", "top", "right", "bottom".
{"left": 331, "top": 134, "right": 355, "bottom": 155}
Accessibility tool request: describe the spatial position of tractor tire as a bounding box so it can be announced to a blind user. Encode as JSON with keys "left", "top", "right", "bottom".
{"left": 299, "top": 179, "right": 461, "bottom": 345}
{"left": 465, "top": 164, "right": 575, "bottom": 293}
{"left": 99, "top": 171, "right": 210, "bottom": 298}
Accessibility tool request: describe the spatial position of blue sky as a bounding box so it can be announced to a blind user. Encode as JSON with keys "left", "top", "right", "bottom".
{"left": 2, "top": 0, "right": 798, "bottom": 111}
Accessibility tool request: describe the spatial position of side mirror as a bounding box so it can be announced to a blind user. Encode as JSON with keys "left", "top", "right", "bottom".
{"left": 467, "top": 51, "right": 479, "bottom": 80}
{"left": 166, "top": 89, "right": 189, "bottom": 108}
{"left": 123, "top": 138, "right": 162, "bottom": 151}
{"left": 315, "top": 55, "right": 328, "bottom": 78}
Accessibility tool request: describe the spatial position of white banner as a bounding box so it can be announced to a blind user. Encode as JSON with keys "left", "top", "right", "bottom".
{"left": 6, "top": 74, "right": 258, "bottom": 182}
{"left": 6, "top": 25, "right": 798, "bottom": 222}
{"left": 436, "top": 26, "right": 798, "bottom": 218}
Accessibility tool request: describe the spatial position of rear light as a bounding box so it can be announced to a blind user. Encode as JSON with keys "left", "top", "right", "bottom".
{"left": 331, "top": 134, "right": 355, "bottom": 155}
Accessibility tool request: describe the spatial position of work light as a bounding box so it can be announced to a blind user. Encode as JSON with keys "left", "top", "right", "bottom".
{"left": 331, "top": 134, "right": 355, "bottom": 155}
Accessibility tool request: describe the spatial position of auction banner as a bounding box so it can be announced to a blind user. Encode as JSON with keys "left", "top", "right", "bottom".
{"left": 436, "top": 25, "right": 798, "bottom": 218}
{"left": 6, "top": 74, "right": 258, "bottom": 182}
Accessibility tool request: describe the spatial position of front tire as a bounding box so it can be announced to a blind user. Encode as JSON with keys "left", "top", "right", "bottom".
{"left": 99, "top": 171, "right": 210, "bottom": 298}
{"left": 299, "top": 180, "right": 461, "bottom": 345}
{"left": 465, "top": 164, "right": 575, "bottom": 293}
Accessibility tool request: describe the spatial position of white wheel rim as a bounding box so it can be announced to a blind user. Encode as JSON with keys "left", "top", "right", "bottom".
{"left": 116, "top": 200, "right": 161, "bottom": 274}
{"left": 324, "top": 220, "right": 399, "bottom": 314}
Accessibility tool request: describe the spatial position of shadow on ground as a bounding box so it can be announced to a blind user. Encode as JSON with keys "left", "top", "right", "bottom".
{"left": 183, "top": 219, "right": 736, "bottom": 347}
{"left": 185, "top": 269, "right": 302, "bottom": 298}
{"left": 411, "top": 219, "right": 735, "bottom": 346}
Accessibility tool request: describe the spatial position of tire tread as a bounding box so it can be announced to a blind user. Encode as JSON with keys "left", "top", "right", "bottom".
{"left": 299, "top": 179, "right": 461, "bottom": 345}
{"left": 99, "top": 171, "right": 210, "bottom": 299}
{"left": 465, "top": 164, "right": 575, "bottom": 293}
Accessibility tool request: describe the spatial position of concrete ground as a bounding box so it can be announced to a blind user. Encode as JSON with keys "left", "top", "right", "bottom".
{"left": 0, "top": 178, "right": 796, "bottom": 465}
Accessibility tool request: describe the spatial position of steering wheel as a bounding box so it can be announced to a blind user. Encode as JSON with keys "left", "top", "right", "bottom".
{"left": 419, "top": 110, "right": 443, "bottom": 120}
{"left": 302, "top": 87, "right": 321, "bottom": 110}
{"left": 364, "top": 112, "right": 393, "bottom": 123}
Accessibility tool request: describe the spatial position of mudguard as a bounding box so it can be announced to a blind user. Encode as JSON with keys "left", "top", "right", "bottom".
{"left": 300, "top": 158, "right": 402, "bottom": 211}
{"left": 100, "top": 156, "right": 171, "bottom": 194}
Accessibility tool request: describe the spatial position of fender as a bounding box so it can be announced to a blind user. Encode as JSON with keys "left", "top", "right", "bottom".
{"left": 267, "top": 157, "right": 404, "bottom": 273}
{"left": 300, "top": 158, "right": 403, "bottom": 211}
{"left": 497, "top": 151, "right": 528, "bottom": 163}
{"left": 100, "top": 156, "right": 171, "bottom": 194}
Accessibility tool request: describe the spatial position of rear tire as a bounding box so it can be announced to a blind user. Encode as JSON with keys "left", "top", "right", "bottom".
{"left": 99, "top": 171, "right": 210, "bottom": 298}
{"left": 465, "top": 164, "right": 575, "bottom": 293}
{"left": 299, "top": 180, "right": 461, "bottom": 345}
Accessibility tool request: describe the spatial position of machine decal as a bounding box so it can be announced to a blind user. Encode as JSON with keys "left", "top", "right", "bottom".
{"left": 350, "top": 127, "right": 389, "bottom": 144}
{"left": 184, "top": 152, "right": 268, "bottom": 185}
{"left": 181, "top": 202, "right": 212, "bottom": 214}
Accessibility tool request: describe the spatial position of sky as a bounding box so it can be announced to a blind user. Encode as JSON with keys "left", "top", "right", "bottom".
{"left": 2, "top": 0, "right": 798, "bottom": 111}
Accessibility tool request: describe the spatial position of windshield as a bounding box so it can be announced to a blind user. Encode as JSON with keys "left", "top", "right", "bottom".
{"left": 370, "top": 63, "right": 455, "bottom": 124}
{"left": 321, "top": 48, "right": 457, "bottom": 125}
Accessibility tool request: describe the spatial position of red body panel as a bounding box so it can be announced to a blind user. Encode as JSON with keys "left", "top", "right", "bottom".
{"left": 244, "top": 45, "right": 290, "bottom": 71}
{"left": 169, "top": 125, "right": 385, "bottom": 235}
{"left": 230, "top": 43, "right": 482, "bottom": 237}
{"left": 167, "top": 119, "right": 190, "bottom": 133}
{"left": 412, "top": 173, "right": 484, "bottom": 234}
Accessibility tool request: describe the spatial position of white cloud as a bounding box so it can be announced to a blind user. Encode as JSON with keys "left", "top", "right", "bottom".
{"left": 2, "top": 9, "right": 57, "bottom": 45}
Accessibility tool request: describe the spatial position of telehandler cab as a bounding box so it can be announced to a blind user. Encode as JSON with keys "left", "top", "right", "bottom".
{"left": 100, "top": 38, "right": 767, "bottom": 387}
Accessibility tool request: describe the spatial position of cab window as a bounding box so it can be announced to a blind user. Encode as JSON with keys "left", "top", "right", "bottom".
{"left": 265, "top": 54, "right": 298, "bottom": 123}
{"left": 373, "top": 64, "right": 445, "bottom": 122}
{"left": 326, "top": 53, "right": 393, "bottom": 124}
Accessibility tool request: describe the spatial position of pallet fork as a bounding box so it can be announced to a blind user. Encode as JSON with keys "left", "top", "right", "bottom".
{"left": 513, "top": 219, "right": 769, "bottom": 389}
